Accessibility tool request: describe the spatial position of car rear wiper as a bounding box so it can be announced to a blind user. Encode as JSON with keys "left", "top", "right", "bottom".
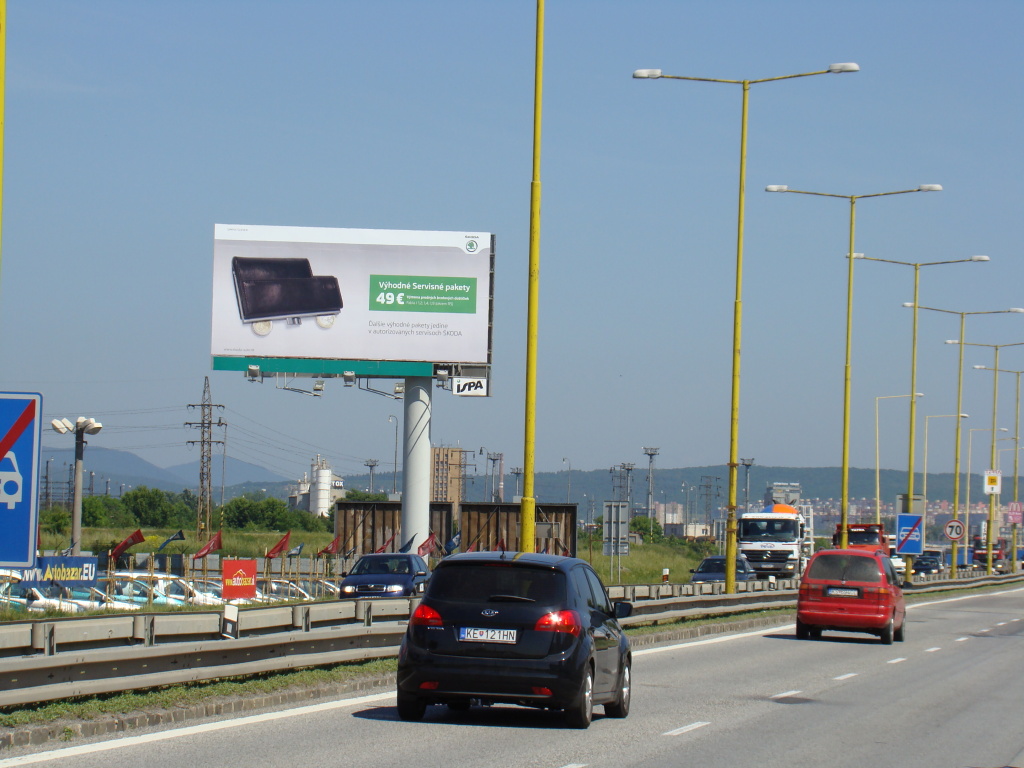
{"left": 487, "top": 594, "right": 535, "bottom": 602}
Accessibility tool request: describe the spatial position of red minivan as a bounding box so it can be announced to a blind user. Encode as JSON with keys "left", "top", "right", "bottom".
{"left": 796, "top": 549, "right": 906, "bottom": 644}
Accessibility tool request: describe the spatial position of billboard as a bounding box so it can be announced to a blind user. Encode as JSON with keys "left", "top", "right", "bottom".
{"left": 211, "top": 224, "right": 493, "bottom": 376}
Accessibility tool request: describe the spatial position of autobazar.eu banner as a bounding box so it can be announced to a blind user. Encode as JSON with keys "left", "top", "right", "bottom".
{"left": 17, "top": 556, "right": 99, "bottom": 588}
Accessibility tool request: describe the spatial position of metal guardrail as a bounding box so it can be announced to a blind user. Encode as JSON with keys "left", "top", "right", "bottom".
{"left": 0, "top": 571, "right": 1020, "bottom": 710}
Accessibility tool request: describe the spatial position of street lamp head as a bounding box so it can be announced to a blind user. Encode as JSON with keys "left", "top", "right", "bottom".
{"left": 851, "top": 253, "right": 866, "bottom": 259}
{"left": 1010, "top": 308, "right": 1024, "bottom": 313}
{"left": 765, "top": 185, "right": 788, "bottom": 192}
{"left": 917, "top": 184, "right": 943, "bottom": 192}
{"left": 959, "top": 413, "right": 970, "bottom": 418}
{"left": 945, "top": 340, "right": 960, "bottom": 345}
{"left": 827, "top": 62, "right": 860, "bottom": 73}
{"left": 632, "top": 69, "right": 662, "bottom": 79}
{"left": 973, "top": 365, "right": 986, "bottom": 369}
{"left": 969, "top": 255, "right": 990, "bottom": 262}
{"left": 51, "top": 419, "right": 68, "bottom": 435}
{"left": 902, "top": 302, "right": 914, "bottom": 308}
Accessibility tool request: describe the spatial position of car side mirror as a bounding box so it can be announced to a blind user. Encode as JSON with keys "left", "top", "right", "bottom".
{"left": 341, "top": 571, "right": 348, "bottom": 577}
{"left": 613, "top": 601, "right": 633, "bottom": 619}
{"left": 415, "top": 571, "right": 427, "bottom": 577}
{"left": 689, "top": 568, "right": 696, "bottom": 573}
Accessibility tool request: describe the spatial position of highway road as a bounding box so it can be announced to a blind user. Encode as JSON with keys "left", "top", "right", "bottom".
{"left": 2, "top": 587, "right": 1022, "bottom": 768}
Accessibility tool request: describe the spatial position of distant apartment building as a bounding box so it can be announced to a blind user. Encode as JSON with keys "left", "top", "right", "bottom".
{"left": 432, "top": 446, "right": 469, "bottom": 505}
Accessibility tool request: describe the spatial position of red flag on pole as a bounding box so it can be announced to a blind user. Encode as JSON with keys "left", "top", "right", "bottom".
{"left": 318, "top": 535, "right": 341, "bottom": 556}
{"left": 494, "top": 538, "right": 506, "bottom": 552}
{"left": 417, "top": 533, "right": 438, "bottom": 557}
{"left": 374, "top": 533, "right": 396, "bottom": 553}
{"left": 466, "top": 542, "right": 477, "bottom": 553}
{"left": 111, "top": 529, "right": 145, "bottom": 562}
{"left": 193, "top": 530, "right": 223, "bottom": 560}
{"left": 266, "top": 531, "right": 291, "bottom": 559}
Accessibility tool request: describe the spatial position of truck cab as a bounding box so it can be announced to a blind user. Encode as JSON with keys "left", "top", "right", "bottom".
{"left": 738, "top": 504, "right": 809, "bottom": 579}
{"left": 833, "top": 523, "right": 888, "bottom": 554}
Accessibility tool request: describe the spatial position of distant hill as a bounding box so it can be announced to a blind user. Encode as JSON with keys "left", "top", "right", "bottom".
{"left": 40, "top": 446, "right": 289, "bottom": 495}
{"left": 39, "top": 447, "right": 979, "bottom": 508}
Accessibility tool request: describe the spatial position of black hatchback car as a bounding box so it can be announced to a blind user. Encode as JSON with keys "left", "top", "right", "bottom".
{"left": 396, "top": 551, "right": 632, "bottom": 728}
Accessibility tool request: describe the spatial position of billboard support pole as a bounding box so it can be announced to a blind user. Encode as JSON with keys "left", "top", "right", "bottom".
{"left": 402, "top": 377, "right": 431, "bottom": 551}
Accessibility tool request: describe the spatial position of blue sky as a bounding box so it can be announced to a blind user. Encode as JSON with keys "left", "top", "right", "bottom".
{"left": 1, "top": 1, "right": 1021, "bottom": 489}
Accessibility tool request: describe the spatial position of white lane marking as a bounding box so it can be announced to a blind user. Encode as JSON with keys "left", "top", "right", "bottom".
{"left": 887, "top": 658, "right": 906, "bottom": 664}
{"left": 834, "top": 673, "right": 858, "bottom": 680}
{"left": 978, "top": 628, "right": 990, "bottom": 633}
{"left": 559, "top": 765, "right": 588, "bottom": 768}
{"left": 956, "top": 637, "right": 969, "bottom": 642}
{"left": 996, "top": 622, "right": 1007, "bottom": 626}
{"left": 663, "top": 721, "right": 711, "bottom": 737}
{"left": 0, "top": 691, "right": 395, "bottom": 766}
{"left": 634, "top": 624, "right": 792, "bottom": 656}
{"left": 770, "top": 690, "right": 802, "bottom": 699}
{"left": 925, "top": 647, "right": 941, "bottom": 652}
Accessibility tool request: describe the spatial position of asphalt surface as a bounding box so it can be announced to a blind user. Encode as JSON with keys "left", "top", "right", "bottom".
{"left": 1, "top": 588, "right": 1022, "bottom": 768}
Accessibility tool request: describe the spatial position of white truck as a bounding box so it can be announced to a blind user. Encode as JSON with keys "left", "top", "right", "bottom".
{"left": 738, "top": 483, "right": 812, "bottom": 579}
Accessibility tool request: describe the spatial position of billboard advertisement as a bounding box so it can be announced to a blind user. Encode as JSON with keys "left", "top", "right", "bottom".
{"left": 211, "top": 224, "right": 493, "bottom": 373}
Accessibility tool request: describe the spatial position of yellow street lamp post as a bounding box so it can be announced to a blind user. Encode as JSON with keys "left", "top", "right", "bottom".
{"left": 765, "top": 185, "right": 943, "bottom": 548}
{"left": 923, "top": 413, "right": 969, "bottom": 543}
{"left": 633, "top": 62, "right": 859, "bottom": 593}
{"left": 521, "top": 0, "right": 545, "bottom": 553}
{"left": 876, "top": 394, "right": 921, "bottom": 525}
{"left": 915, "top": 306, "right": 1024, "bottom": 571}
{"left": 958, "top": 342, "right": 1024, "bottom": 573}
{"left": 858, "top": 255, "right": 990, "bottom": 565}
{"left": 973, "top": 364, "right": 1024, "bottom": 572}
{"left": 966, "top": 426, "right": 1009, "bottom": 570}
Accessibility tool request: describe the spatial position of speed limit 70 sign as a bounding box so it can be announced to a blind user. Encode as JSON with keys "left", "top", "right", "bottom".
{"left": 944, "top": 519, "right": 965, "bottom": 541}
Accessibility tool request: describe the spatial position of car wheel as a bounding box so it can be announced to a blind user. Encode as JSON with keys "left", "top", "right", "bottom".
{"left": 880, "top": 617, "right": 894, "bottom": 645}
{"left": 396, "top": 690, "right": 426, "bottom": 721}
{"left": 795, "top": 619, "right": 810, "bottom": 640}
{"left": 604, "top": 659, "right": 631, "bottom": 718}
{"left": 809, "top": 627, "right": 822, "bottom": 639}
{"left": 565, "top": 666, "right": 594, "bottom": 729}
{"left": 894, "top": 617, "right": 906, "bottom": 643}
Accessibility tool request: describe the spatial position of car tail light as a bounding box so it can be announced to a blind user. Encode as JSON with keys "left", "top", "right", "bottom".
{"left": 799, "top": 583, "right": 822, "bottom": 599}
{"left": 419, "top": 681, "right": 440, "bottom": 690}
{"left": 534, "top": 610, "right": 582, "bottom": 636}
{"left": 531, "top": 687, "right": 553, "bottom": 696}
{"left": 411, "top": 603, "right": 443, "bottom": 627}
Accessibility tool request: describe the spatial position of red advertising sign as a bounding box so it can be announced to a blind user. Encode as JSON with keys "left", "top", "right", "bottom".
{"left": 222, "top": 559, "right": 257, "bottom": 600}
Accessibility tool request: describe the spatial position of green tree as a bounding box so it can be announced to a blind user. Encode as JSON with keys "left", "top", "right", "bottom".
{"left": 40, "top": 507, "right": 71, "bottom": 536}
{"left": 121, "top": 486, "right": 175, "bottom": 527}
{"left": 630, "top": 515, "right": 664, "bottom": 543}
{"left": 82, "top": 495, "right": 136, "bottom": 527}
{"left": 345, "top": 489, "right": 388, "bottom": 502}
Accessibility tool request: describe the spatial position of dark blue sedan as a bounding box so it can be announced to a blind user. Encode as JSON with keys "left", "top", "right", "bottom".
{"left": 689, "top": 555, "right": 757, "bottom": 583}
{"left": 339, "top": 554, "right": 430, "bottom": 598}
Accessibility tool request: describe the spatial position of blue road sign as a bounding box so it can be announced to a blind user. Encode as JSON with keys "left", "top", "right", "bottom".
{"left": 0, "top": 393, "right": 43, "bottom": 567}
{"left": 895, "top": 513, "right": 924, "bottom": 556}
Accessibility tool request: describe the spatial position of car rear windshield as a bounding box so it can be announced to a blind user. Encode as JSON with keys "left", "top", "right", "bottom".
{"left": 807, "top": 554, "right": 882, "bottom": 583}
{"left": 427, "top": 564, "right": 566, "bottom": 604}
